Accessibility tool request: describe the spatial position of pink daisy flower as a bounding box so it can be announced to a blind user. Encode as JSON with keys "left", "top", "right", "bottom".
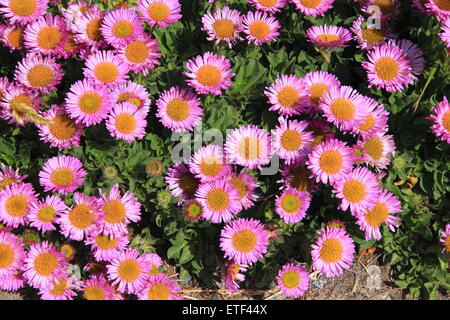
{"left": 350, "top": 97, "right": 388, "bottom": 138}
{"left": 264, "top": 74, "right": 310, "bottom": 116}
{"left": 242, "top": 10, "right": 280, "bottom": 45}
{"left": 166, "top": 163, "right": 201, "bottom": 203}
{"left": 136, "top": 0, "right": 182, "bottom": 28}
{"left": 275, "top": 188, "right": 311, "bottom": 224}
{"left": 116, "top": 33, "right": 161, "bottom": 76}
{"left": 57, "top": 192, "right": 102, "bottom": 241}
{"left": 85, "top": 231, "right": 129, "bottom": 262}
{"left": 0, "top": 84, "right": 41, "bottom": 126}
{"left": 227, "top": 170, "right": 259, "bottom": 209}
{"left": 189, "top": 145, "right": 230, "bottom": 183}
{"left": 110, "top": 80, "right": 151, "bottom": 114}
{"left": 224, "top": 260, "right": 247, "bottom": 294}
{"left": 220, "top": 218, "right": 269, "bottom": 266}
{"left": 248, "top": 0, "right": 287, "bottom": 13}
{"left": 0, "top": 0, "right": 48, "bottom": 25}
{"left": 97, "top": 183, "right": 142, "bottom": 236}
{"left": 306, "top": 138, "right": 355, "bottom": 185}
{"left": 184, "top": 52, "right": 234, "bottom": 95}
{"left": 311, "top": 227, "right": 355, "bottom": 278}
{"left": 425, "top": 0, "right": 450, "bottom": 21}
{"left": 0, "top": 183, "right": 37, "bottom": 228}
{"left": 291, "top": 0, "right": 334, "bottom": 17}
{"left": 144, "top": 253, "right": 163, "bottom": 275}
{"left": 350, "top": 16, "right": 394, "bottom": 50}
{"left": 272, "top": 117, "right": 314, "bottom": 163}
{"left": 276, "top": 263, "right": 310, "bottom": 298}
{"left": 359, "top": 133, "right": 396, "bottom": 170}
{"left": 23, "top": 14, "right": 68, "bottom": 57}
{"left": 23, "top": 241, "right": 68, "bottom": 289}
{"left": 362, "top": 44, "right": 413, "bottom": 92}
{"left": 389, "top": 39, "right": 424, "bottom": 78}
{"left": 73, "top": 9, "right": 106, "bottom": 47}
{"left": 225, "top": 125, "right": 272, "bottom": 170}
{"left": 105, "top": 102, "right": 147, "bottom": 142}
{"left": 440, "top": 224, "right": 450, "bottom": 253}
{"left": 81, "top": 274, "right": 120, "bottom": 300}
{"left": 0, "top": 270, "right": 25, "bottom": 291}
{"left": 332, "top": 167, "right": 380, "bottom": 216}
{"left": 303, "top": 71, "right": 341, "bottom": 108}
{"left": 65, "top": 79, "right": 112, "bottom": 126}
{"left": 61, "top": 1, "right": 100, "bottom": 31}
{"left": 106, "top": 248, "right": 151, "bottom": 294}
{"left": 320, "top": 85, "right": 369, "bottom": 132}
{"left": 28, "top": 195, "right": 67, "bottom": 232}
{"left": 137, "top": 273, "right": 181, "bottom": 300}
{"left": 38, "top": 155, "right": 86, "bottom": 195}
{"left": 1, "top": 24, "right": 26, "bottom": 51}
{"left": 279, "top": 158, "right": 317, "bottom": 193}
{"left": 439, "top": 18, "right": 450, "bottom": 48}
{"left": 201, "top": 6, "right": 243, "bottom": 47}
{"left": 38, "top": 276, "right": 78, "bottom": 300}
{"left": 0, "top": 164, "right": 27, "bottom": 192}
{"left": 0, "top": 231, "right": 25, "bottom": 277}
{"left": 83, "top": 50, "right": 129, "bottom": 87}
{"left": 14, "top": 53, "right": 63, "bottom": 94}
{"left": 156, "top": 86, "right": 202, "bottom": 132}
{"left": 356, "top": 189, "right": 402, "bottom": 241}
{"left": 306, "top": 25, "right": 352, "bottom": 48}
{"left": 101, "top": 8, "right": 144, "bottom": 48}
{"left": 195, "top": 180, "right": 241, "bottom": 223}
{"left": 427, "top": 96, "right": 450, "bottom": 143}
{"left": 36, "top": 104, "right": 83, "bottom": 150}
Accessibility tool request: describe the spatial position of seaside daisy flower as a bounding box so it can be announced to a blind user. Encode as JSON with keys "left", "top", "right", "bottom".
{"left": 14, "top": 53, "right": 63, "bottom": 94}
{"left": 144, "top": 253, "right": 163, "bottom": 275}
{"left": 138, "top": 274, "right": 181, "bottom": 300}
{"left": 85, "top": 231, "right": 129, "bottom": 262}
{"left": 81, "top": 275, "right": 119, "bottom": 300}
{"left": 156, "top": 86, "right": 202, "bottom": 132}
{"left": 73, "top": 9, "right": 106, "bottom": 47}
{"left": 0, "top": 270, "right": 25, "bottom": 291}
{"left": 389, "top": 39, "right": 425, "bottom": 78}
{"left": 201, "top": 6, "right": 243, "bottom": 47}
{"left": 65, "top": 79, "right": 112, "bottom": 126}
{"left": 311, "top": 227, "right": 355, "bottom": 278}
{"left": 224, "top": 261, "right": 247, "bottom": 294}
{"left": 439, "top": 18, "right": 450, "bottom": 48}
{"left": 359, "top": 133, "right": 396, "bottom": 170}
{"left": 332, "top": 167, "right": 380, "bottom": 216}
{"left": 225, "top": 125, "right": 272, "bottom": 170}
{"left": 166, "top": 163, "right": 201, "bottom": 203}
{"left": 242, "top": 10, "right": 280, "bottom": 45}
{"left": 0, "top": 183, "right": 37, "bottom": 228}
{"left": 440, "top": 224, "right": 450, "bottom": 253}
{"left": 111, "top": 81, "right": 151, "bottom": 114}
{"left": 0, "top": 165, "right": 26, "bottom": 192}
{"left": 137, "top": 0, "right": 182, "bottom": 28}
{"left": 356, "top": 189, "right": 402, "bottom": 240}
{"left": 23, "top": 241, "right": 68, "bottom": 289}
{"left": 39, "top": 156, "right": 86, "bottom": 195}
{"left": 425, "top": 0, "right": 450, "bottom": 21}
{"left": 60, "top": 243, "right": 76, "bottom": 261}
{"left": 276, "top": 263, "right": 310, "bottom": 298}
{"left": 320, "top": 85, "right": 369, "bottom": 131}
{"left": 36, "top": 104, "right": 83, "bottom": 150}
{"left": 0, "top": 0, "right": 48, "bottom": 25}
{"left": 272, "top": 118, "right": 314, "bottom": 163}
{"left": 306, "top": 25, "right": 352, "bottom": 48}
{"left": 427, "top": 96, "right": 450, "bottom": 143}
{"left": 117, "top": 34, "right": 161, "bottom": 76}
{"left": 101, "top": 8, "right": 144, "bottom": 49}
{"left": 23, "top": 14, "right": 67, "bottom": 56}
{"left": 264, "top": 74, "right": 310, "bottom": 116}
{"left": 106, "top": 248, "right": 151, "bottom": 294}
{"left": 220, "top": 218, "right": 269, "bottom": 266}
{"left": 306, "top": 138, "right": 355, "bottom": 185}
{"left": 189, "top": 145, "right": 230, "bottom": 183}
{"left": 279, "top": 159, "right": 316, "bottom": 193}
{"left": 1, "top": 24, "right": 25, "bottom": 51}
{"left": 183, "top": 200, "right": 204, "bottom": 221}
{"left": 351, "top": 16, "right": 394, "bottom": 50}
{"left": 28, "top": 195, "right": 66, "bottom": 232}
{"left": 0, "top": 231, "right": 25, "bottom": 277}
{"left": 248, "top": 0, "right": 287, "bottom": 13}
{"left": 97, "top": 184, "right": 142, "bottom": 236}
{"left": 275, "top": 188, "right": 311, "bottom": 224}
{"left": 362, "top": 44, "right": 413, "bottom": 92}
{"left": 38, "top": 276, "right": 78, "bottom": 300}
{"left": 83, "top": 50, "right": 129, "bottom": 87}
{"left": 227, "top": 170, "right": 259, "bottom": 209}
{"left": 57, "top": 192, "right": 102, "bottom": 241}
{"left": 350, "top": 98, "right": 388, "bottom": 138}
{"left": 0, "top": 85, "right": 41, "bottom": 126}
{"left": 291, "top": 0, "right": 334, "bottom": 17}
{"left": 195, "top": 180, "right": 241, "bottom": 223}
{"left": 61, "top": 1, "right": 99, "bottom": 31}
{"left": 184, "top": 52, "right": 234, "bottom": 95}
{"left": 105, "top": 102, "right": 147, "bottom": 142}
{"left": 303, "top": 71, "right": 341, "bottom": 108}
{"left": 327, "top": 219, "right": 346, "bottom": 230}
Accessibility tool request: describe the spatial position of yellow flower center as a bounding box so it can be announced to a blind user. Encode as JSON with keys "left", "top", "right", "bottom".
{"left": 147, "top": 2, "right": 170, "bottom": 22}
{"left": 309, "top": 83, "right": 328, "bottom": 105}
{"left": 442, "top": 111, "right": 450, "bottom": 132}
{"left": 49, "top": 114, "right": 77, "bottom": 140}
{"left": 316, "top": 34, "right": 340, "bottom": 43}
{"left": 5, "top": 194, "right": 28, "bottom": 217}
{"left": 37, "top": 26, "right": 63, "bottom": 50}
{"left": 112, "top": 20, "right": 134, "bottom": 38}
{"left": 115, "top": 113, "right": 137, "bottom": 134}
{"left": 9, "top": 0, "right": 36, "bottom": 17}
{"left": 93, "top": 62, "right": 119, "bottom": 84}
{"left": 10, "top": 94, "right": 33, "bottom": 111}
{"left": 37, "top": 205, "right": 56, "bottom": 223}
{"left": 213, "top": 19, "right": 235, "bottom": 38}
{"left": 102, "top": 199, "right": 126, "bottom": 225}
{"left": 363, "top": 136, "right": 384, "bottom": 160}
{"left": 249, "top": 21, "right": 270, "bottom": 39}
{"left": 7, "top": 26, "right": 24, "bottom": 48}
{"left": 118, "top": 259, "right": 141, "bottom": 282}
{"left": 166, "top": 98, "right": 190, "bottom": 121}
{"left": 0, "top": 177, "right": 17, "bottom": 191}
{"left": 229, "top": 263, "right": 240, "bottom": 280}
{"left": 68, "top": 204, "right": 95, "bottom": 229}
{"left": 79, "top": 92, "right": 102, "bottom": 114}
{"left": 277, "top": 86, "right": 299, "bottom": 108}
{"left": 34, "top": 252, "right": 57, "bottom": 276}
{"left": 359, "top": 114, "right": 375, "bottom": 132}
{"left": 50, "top": 279, "right": 68, "bottom": 296}
{"left": 373, "top": 0, "right": 395, "bottom": 13}
{"left": 330, "top": 98, "right": 356, "bottom": 121}
{"left": 0, "top": 244, "right": 14, "bottom": 269}
{"left": 231, "top": 230, "right": 257, "bottom": 253}
{"left": 206, "top": 189, "right": 229, "bottom": 211}
{"left": 365, "top": 202, "right": 389, "bottom": 228}
{"left": 237, "top": 137, "right": 262, "bottom": 160}
{"left": 229, "top": 177, "right": 247, "bottom": 199}
{"left": 319, "top": 150, "right": 343, "bottom": 174}
{"left": 281, "top": 270, "right": 300, "bottom": 289}
{"left": 280, "top": 129, "right": 302, "bottom": 151}
{"left": 445, "top": 235, "right": 450, "bottom": 253}
{"left": 95, "top": 234, "right": 119, "bottom": 250}
{"left": 147, "top": 283, "right": 170, "bottom": 300}
{"left": 27, "top": 65, "right": 54, "bottom": 88}
{"left": 178, "top": 172, "right": 199, "bottom": 198}
{"left": 343, "top": 179, "right": 366, "bottom": 203}
{"left": 361, "top": 28, "right": 385, "bottom": 46}
{"left": 84, "top": 286, "right": 106, "bottom": 300}
{"left": 320, "top": 238, "right": 343, "bottom": 263}
{"left": 434, "top": 0, "right": 450, "bottom": 10}
{"left": 196, "top": 65, "right": 222, "bottom": 87}
{"left": 280, "top": 194, "right": 301, "bottom": 214}
{"left": 258, "top": 0, "right": 277, "bottom": 6}
{"left": 298, "top": 0, "right": 322, "bottom": 8}
{"left": 199, "top": 157, "right": 223, "bottom": 178}
{"left": 86, "top": 17, "right": 104, "bottom": 41}
{"left": 124, "top": 40, "right": 149, "bottom": 63}
{"left": 375, "top": 57, "right": 399, "bottom": 81}
{"left": 50, "top": 167, "right": 74, "bottom": 187}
